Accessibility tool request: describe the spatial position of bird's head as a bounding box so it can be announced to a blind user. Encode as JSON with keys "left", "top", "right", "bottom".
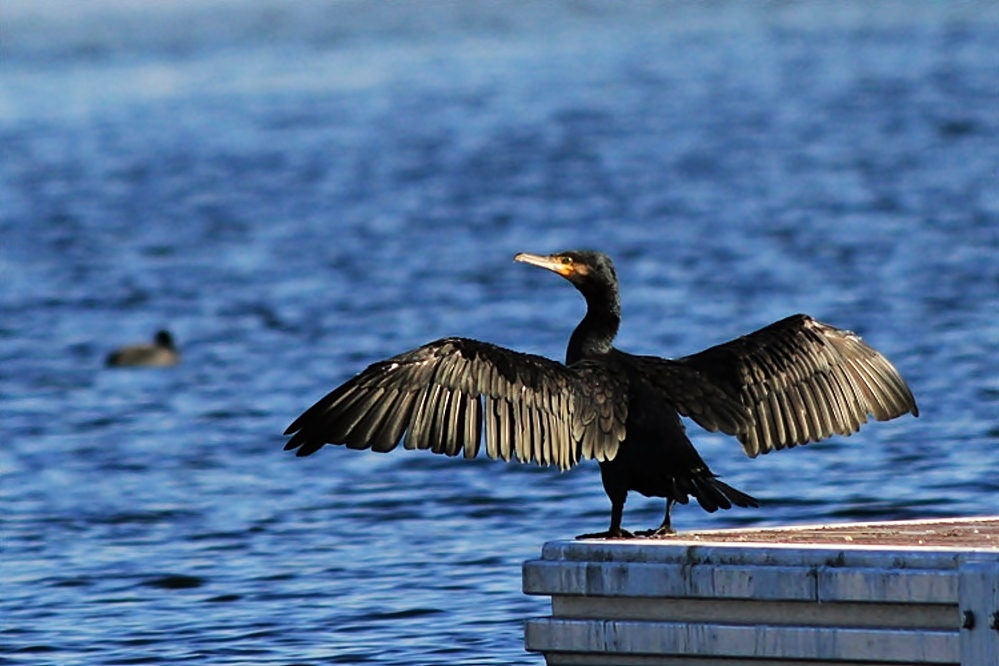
{"left": 515, "top": 250, "right": 621, "bottom": 355}
{"left": 154, "top": 330, "right": 175, "bottom": 349}
{"left": 514, "top": 250, "right": 617, "bottom": 289}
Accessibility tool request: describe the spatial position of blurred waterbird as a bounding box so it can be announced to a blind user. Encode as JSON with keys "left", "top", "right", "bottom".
{"left": 106, "top": 330, "right": 180, "bottom": 368}
{"left": 285, "top": 251, "right": 918, "bottom": 538}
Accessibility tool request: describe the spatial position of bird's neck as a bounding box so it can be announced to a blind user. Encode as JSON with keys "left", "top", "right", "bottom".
{"left": 567, "top": 288, "right": 620, "bottom": 363}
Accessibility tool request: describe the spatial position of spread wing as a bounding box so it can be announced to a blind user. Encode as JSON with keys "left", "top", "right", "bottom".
{"left": 284, "top": 338, "right": 628, "bottom": 470}
{"left": 638, "top": 314, "right": 918, "bottom": 457}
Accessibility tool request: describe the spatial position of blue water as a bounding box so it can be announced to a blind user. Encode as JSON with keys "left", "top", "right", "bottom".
{"left": 2, "top": 1, "right": 998, "bottom": 663}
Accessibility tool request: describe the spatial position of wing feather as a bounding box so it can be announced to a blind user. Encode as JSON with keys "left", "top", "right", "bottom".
{"left": 484, "top": 396, "right": 501, "bottom": 460}
{"left": 403, "top": 386, "right": 431, "bottom": 451}
{"left": 284, "top": 337, "right": 628, "bottom": 470}
{"left": 463, "top": 393, "right": 481, "bottom": 459}
{"left": 426, "top": 383, "right": 449, "bottom": 454}
{"left": 347, "top": 387, "right": 403, "bottom": 452}
{"left": 796, "top": 380, "right": 824, "bottom": 441}
{"left": 372, "top": 389, "right": 417, "bottom": 452}
{"left": 514, "top": 398, "right": 531, "bottom": 463}
{"left": 629, "top": 315, "right": 917, "bottom": 458}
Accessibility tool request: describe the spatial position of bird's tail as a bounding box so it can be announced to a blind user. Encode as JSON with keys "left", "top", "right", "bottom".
{"left": 684, "top": 473, "right": 759, "bottom": 513}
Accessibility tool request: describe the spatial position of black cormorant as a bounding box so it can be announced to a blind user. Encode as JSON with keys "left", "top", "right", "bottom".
{"left": 284, "top": 251, "right": 918, "bottom": 538}
{"left": 106, "top": 330, "right": 180, "bottom": 368}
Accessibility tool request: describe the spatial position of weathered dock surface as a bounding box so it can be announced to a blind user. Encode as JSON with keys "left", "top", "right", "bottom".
{"left": 524, "top": 516, "right": 999, "bottom": 665}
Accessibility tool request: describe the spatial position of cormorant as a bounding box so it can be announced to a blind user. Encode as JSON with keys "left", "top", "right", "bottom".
{"left": 106, "top": 330, "right": 180, "bottom": 368}
{"left": 284, "top": 251, "right": 918, "bottom": 538}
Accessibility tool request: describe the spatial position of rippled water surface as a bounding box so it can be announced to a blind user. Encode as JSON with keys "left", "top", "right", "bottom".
{"left": 2, "top": 1, "right": 998, "bottom": 664}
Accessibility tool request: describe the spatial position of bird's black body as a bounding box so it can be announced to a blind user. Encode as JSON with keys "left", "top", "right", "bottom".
{"left": 580, "top": 350, "right": 758, "bottom": 538}
{"left": 285, "top": 251, "right": 918, "bottom": 538}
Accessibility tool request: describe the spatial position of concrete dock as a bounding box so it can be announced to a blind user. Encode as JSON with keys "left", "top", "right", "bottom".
{"left": 524, "top": 516, "right": 999, "bottom": 665}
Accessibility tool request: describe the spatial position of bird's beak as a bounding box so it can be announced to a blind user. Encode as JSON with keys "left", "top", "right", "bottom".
{"left": 514, "top": 252, "right": 574, "bottom": 277}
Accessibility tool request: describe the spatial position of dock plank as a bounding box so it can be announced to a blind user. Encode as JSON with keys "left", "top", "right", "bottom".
{"left": 818, "top": 567, "right": 957, "bottom": 603}
{"left": 550, "top": 596, "right": 958, "bottom": 630}
{"left": 526, "top": 619, "right": 958, "bottom": 663}
{"left": 524, "top": 561, "right": 817, "bottom": 600}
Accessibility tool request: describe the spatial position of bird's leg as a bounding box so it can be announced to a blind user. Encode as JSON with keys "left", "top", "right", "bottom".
{"left": 636, "top": 498, "right": 677, "bottom": 538}
{"left": 576, "top": 492, "right": 634, "bottom": 540}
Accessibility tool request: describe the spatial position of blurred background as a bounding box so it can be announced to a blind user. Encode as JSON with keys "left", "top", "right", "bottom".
{"left": 2, "top": 1, "right": 997, "bottom": 664}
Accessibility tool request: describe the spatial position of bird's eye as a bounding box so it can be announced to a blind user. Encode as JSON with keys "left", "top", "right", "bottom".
{"left": 560, "top": 257, "right": 573, "bottom": 265}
